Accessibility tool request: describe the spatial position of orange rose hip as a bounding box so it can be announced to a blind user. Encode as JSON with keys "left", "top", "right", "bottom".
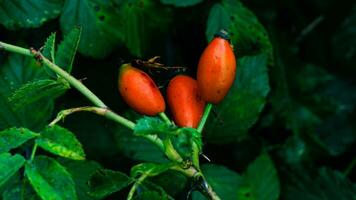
{"left": 118, "top": 64, "right": 165, "bottom": 115}
{"left": 197, "top": 31, "right": 236, "bottom": 103}
{"left": 167, "top": 75, "right": 205, "bottom": 128}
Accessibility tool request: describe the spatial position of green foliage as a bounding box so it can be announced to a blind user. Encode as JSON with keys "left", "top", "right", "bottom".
{"left": 59, "top": 0, "right": 123, "bottom": 58}
{"left": 206, "top": 0, "right": 272, "bottom": 57}
{"left": 192, "top": 164, "right": 244, "bottom": 200}
{"left": 25, "top": 156, "right": 77, "bottom": 200}
{"left": 0, "top": 0, "right": 63, "bottom": 30}
{"left": 56, "top": 27, "right": 82, "bottom": 73}
{"left": 36, "top": 125, "right": 86, "bottom": 160}
{"left": 8, "top": 79, "right": 70, "bottom": 109}
{"left": 59, "top": 159, "right": 102, "bottom": 200}
{"left": 243, "top": 153, "right": 280, "bottom": 200}
{"left": 0, "top": 0, "right": 355, "bottom": 199}
{"left": 205, "top": 54, "right": 269, "bottom": 143}
{"left": 160, "top": 0, "right": 203, "bottom": 7}
{"left": 42, "top": 33, "right": 56, "bottom": 63}
{"left": 89, "top": 169, "right": 133, "bottom": 199}
{"left": 0, "top": 54, "right": 53, "bottom": 131}
{"left": 0, "top": 127, "right": 39, "bottom": 153}
{"left": 283, "top": 167, "right": 356, "bottom": 200}
{"left": 0, "top": 153, "right": 25, "bottom": 188}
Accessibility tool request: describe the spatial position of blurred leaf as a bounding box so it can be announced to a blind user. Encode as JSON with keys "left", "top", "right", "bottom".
{"left": 206, "top": 0, "right": 272, "bottom": 57}
{"left": 134, "top": 191, "right": 162, "bottom": 200}
{"left": 192, "top": 164, "right": 244, "bottom": 200}
{"left": 42, "top": 32, "right": 56, "bottom": 63}
{"left": 137, "top": 181, "right": 172, "bottom": 200}
{"left": 117, "top": 0, "right": 172, "bottom": 57}
{"left": 332, "top": 5, "right": 356, "bottom": 67}
{"left": 243, "top": 153, "right": 280, "bottom": 200}
{"left": 0, "top": 0, "right": 63, "bottom": 30}
{"left": 0, "top": 54, "right": 53, "bottom": 131}
{"left": 205, "top": 54, "right": 270, "bottom": 143}
{"left": 60, "top": 0, "right": 123, "bottom": 58}
{"left": 25, "top": 156, "right": 77, "bottom": 200}
{"left": 160, "top": 0, "right": 203, "bottom": 7}
{"left": 56, "top": 27, "right": 81, "bottom": 73}
{"left": 115, "top": 125, "right": 168, "bottom": 163}
{"left": 0, "top": 127, "right": 39, "bottom": 154}
{"left": 36, "top": 125, "right": 85, "bottom": 160}
{"left": 130, "top": 163, "right": 173, "bottom": 178}
{"left": 2, "top": 175, "right": 39, "bottom": 200}
{"left": 283, "top": 167, "right": 356, "bottom": 200}
{"left": 89, "top": 169, "right": 133, "bottom": 199}
{"left": 59, "top": 159, "right": 102, "bottom": 200}
{"left": 8, "top": 78, "right": 69, "bottom": 109}
{"left": 0, "top": 153, "right": 25, "bottom": 188}
{"left": 151, "top": 170, "right": 187, "bottom": 197}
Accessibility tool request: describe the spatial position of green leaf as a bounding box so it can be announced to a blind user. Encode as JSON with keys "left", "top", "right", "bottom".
{"left": 0, "top": 153, "right": 25, "bottom": 188}
{"left": 89, "top": 169, "right": 133, "bottom": 199}
{"left": 116, "top": 0, "right": 172, "bottom": 57}
{"left": 56, "top": 27, "right": 81, "bottom": 73}
{"left": 0, "top": 0, "right": 63, "bottom": 30}
{"left": 8, "top": 79, "right": 70, "bottom": 109}
{"left": 25, "top": 156, "right": 77, "bottom": 200}
{"left": 134, "top": 117, "right": 174, "bottom": 137}
{"left": 134, "top": 191, "right": 162, "bottom": 200}
{"left": 130, "top": 163, "right": 174, "bottom": 178}
{"left": 58, "top": 159, "right": 102, "bottom": 200}
{"left": 0, "top": 127, "right": 39, "bottom": 153}
{"left": 206, "top": 0, "right": 272, "bottom": 57}
{"left": 0, "top": 54, "right": 53, "bottom": 131}
{"left": 2, "top": 175, "right": 40, "bottom": 200}
{"left": 205, "top": 54, "right": 270, "bottom": 143}
{"left": 135, "top": 181, "right": 171, "bottom": 200}
{"left": 151, "top": 171, "right": 187, "bottom": 197}
{"left": 115, "top": 126, "right": 168, "bottom": 163}
{"left": 243, "top": 153, "right": 280, "bottom": 200}
{"left": 59, "top": 0, "right": 123, "bottom": 58}
{"left": 36, "top": 125, "right": 85, "bottom": 160}
{"left": 160, "top": 0, "right": 203, "bottom": 7}
{"left": 283, "top": 167, "right": 356, "bottom": 200}
{"left": 192, "top": 164, "right": 244, "bottom": 200}
{"left": 42, "top": 33, "right": 56, "bottom": 63}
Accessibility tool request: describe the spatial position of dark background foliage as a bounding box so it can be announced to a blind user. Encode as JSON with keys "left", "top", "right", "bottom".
{"left": 0, "top": 0, "right": 355, "bottom": 199}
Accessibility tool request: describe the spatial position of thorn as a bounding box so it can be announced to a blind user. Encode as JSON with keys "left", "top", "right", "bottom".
{"left": 78, "top": 77, "right": 87, "bottom": 82}
{"left": 201, "top": 153, "right": 211, "bottom": 162}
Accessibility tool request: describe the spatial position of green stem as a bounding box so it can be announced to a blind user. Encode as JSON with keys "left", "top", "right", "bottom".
{"left": 0, "top": 42, "right": 32, "bottom": 57}
{"left": 0, "top": 41, "right": 106, "bottom": 108}
{"left": 0, "top": 42, "right": 167, "bottom": 154}
{"left": 30, "top": 143, "right": 38, "bottom": 161}
{"left": 197, "top": 103, "right": 213, "bottom": 133}
{"left": 159, "top": 112, "right": 172, "bottom": 125}
{"left": 127, "top": 174, "right": 148, "bottom": 200}
{"left": 170, "top": 166, "right": 221, "bottom": 200}
{"left": 49, "top": 106, "right": 136, "bottom": 130}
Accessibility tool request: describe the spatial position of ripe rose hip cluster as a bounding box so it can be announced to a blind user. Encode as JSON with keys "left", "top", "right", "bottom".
{"left": 118, "top": 30, "right": 236, "bottom": 128}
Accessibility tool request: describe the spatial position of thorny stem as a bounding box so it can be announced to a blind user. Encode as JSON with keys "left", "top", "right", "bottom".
{"left": 49, "top": 106, "right": 135, "bottom": 130}
{"left": 48, "top": 106, "right": 165, "bottom": 151}
{"left": 1, "top": 41, "right": 222, "bottom": 200}
{"left": 171, "top": 166, "right": 221, "bottom": 200}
